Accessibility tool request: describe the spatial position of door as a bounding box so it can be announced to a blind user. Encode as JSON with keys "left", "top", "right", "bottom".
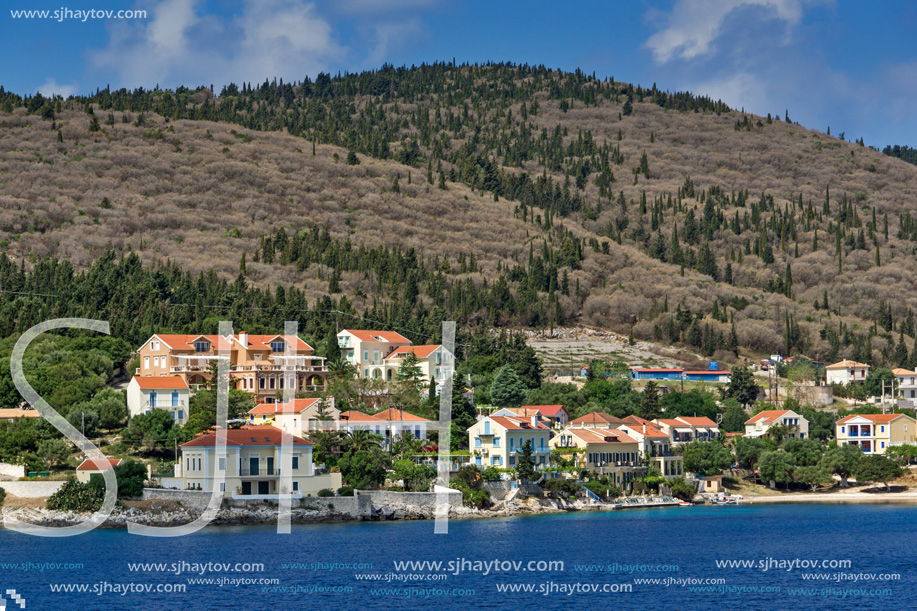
{"left": 267, "top": 456, "right": 275, "bottom": 475}
{"left": 249, "top": 456, "right": 259, "bottom": 476}
{"left": 258, "top": 481, "right": 270, "bottom": 495}
{"left": 241, "top": 481, "right": 252, "bottom": 495}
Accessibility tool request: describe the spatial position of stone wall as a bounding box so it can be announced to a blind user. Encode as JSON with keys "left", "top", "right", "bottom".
{"left": 0, "top": 481, "right": 65, "bottom": 498}
{"left": 0, "top": 463, "right": 25, "bottom": 479}
{"left": 359, "top": 488, "right": 463, "bottom": 510}
{"left": 141, "top": 489, "right": 214, "bottom": 510}
{"left": 483, "top": 482, "right": 543, "bottom": 500}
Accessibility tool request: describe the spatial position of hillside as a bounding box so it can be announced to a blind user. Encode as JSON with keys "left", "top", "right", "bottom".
{"left": 3, "top": 62, "right": 917, "bottom": 367}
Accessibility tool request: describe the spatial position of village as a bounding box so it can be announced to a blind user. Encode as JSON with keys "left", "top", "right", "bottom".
{"left": 2, "top": 327, "right": 914, "bottom": 524}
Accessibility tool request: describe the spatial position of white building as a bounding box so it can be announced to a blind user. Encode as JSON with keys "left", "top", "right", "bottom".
{"left": 826, "top": 360, "right": 870, "bottom": 386}
{"left": 893, "top": 368, "right": 917, "bottom": 408}
{"left": 126, "top": 376, "right": 190, "bottom": 425}
{"left": 247, "top": 398, "right": 340, "bottom": 436}
{"left": 336, "top": 329, "right": 446, "bottom": 383}
{"left": 744, "top": 409, "right": 809, "bottom": 439}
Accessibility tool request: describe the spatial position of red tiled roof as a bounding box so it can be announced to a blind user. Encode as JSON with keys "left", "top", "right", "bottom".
{"left": 248, "top": 398, "right": 321, "bottom": 416}
{"left": 620, "top": 423, "right": 669, "bottom": 438}
{"left": 621, "top": 415, "right": 655, "bottom": 427}
{"left": 180, "top": 426, "right": 312, "bottom": 447}
{"left": 152, "top": 334, "right": 312, "bottom": 352}
{"left": 341, "top": 329, "right": 411, "bottom": 343}
{"left": 339, "top": 410, "right": 383, "bottom": 422}
{"left": 567, "top": 428, "right": 638, "bottom": 444}
{"left": 677, "top": 416, "right": 719, "bottom": 427}
{"left": 837, "top": 414, "right": 910, "bottom": 424}
{"left": 133, "top": 376, "right": 189, "bottom": 390}
{"left": 489, "top": 416, "right": 550, "bottom": 431}
{"left": 77, "top": 458, "right": 123, "bottom": 471}
{"left": 0, "top": 409, "right": 41, "bottom": 418}
{"left": 826, "top": 359, "right": 870, "bottom": 370}
{"left": 570, "top": 412, "right": 625, "bottom": 426}
{"left": 520, "top": 405, "right": 567, "bottom": 417}
{"left": 374, "top": 408, "right": 430, "bottom": 422}
{"left": 656, "top": 419, "right": 683, "bottom": 427}
{"left": 746, "top": 410, "right": 789, "bottom": 424}
{"left": 384, "top": 345, "right": 441, "bottom": 359}
{"left": 892, "top": 368, "right": 915, "bottom": 376}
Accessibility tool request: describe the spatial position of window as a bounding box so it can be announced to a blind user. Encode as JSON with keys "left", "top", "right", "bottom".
{"left": 373, "top": 350, "right": 380, "bottom": 364}
{"left": 475, "top": 438, "right": 482, "bottom": 447}
{"left": 218, "top": 456, "right": 226, "bottom": 472}
{"left": 149, "top": 392, "right": 156, "bottom": 408}
{"left": 153, "top": 355, "right": 159, "bottom": 367}
{"left": 271, "top": 341, "right": 285, "bottom": 353}
{"left": 881, "top": 442, "right": 886, "bottom": 449}
{"left": 841, "top": 426, "right": 845, "bottom": 433}
{"left": 475, "top": 456, "right": 482, "bottom": 466}
{"left": 172, "top": 391, "right": 179, "bottom": 407}
{"left": 185, "top": 458, "right": 190, "bottom": 471}
{"left": 434, "top": 367, "right": 442, "bottom": 380}
{"left": 259, "top": 378, "right": 266, "bottom": 390}
{"left": 152, "top": 341, "right": 159, "bottom": 351}
{"left": 220, "top": 482, "right": 225, "bottom": 493}
{"left": 292, "top": 455, "right": 300, "bottom": 470}
{"left": 144, "top": 356, "right": 150, "bottom": 369}
{"left": 269, "top": 377, "right": 276, "bottom": 389}
{"left": 363, "top": 368, "right": 369, "bottom": 377}
{"left": 177, "top": 410, "right": 184, "bottom": 421}
{"left": 414, "top": 426, "right": 421, "bottom": 439}
{"left": 881, "top": 425, "right": 886, "bottom": 433}
{"left": 509, "top": 437, "right": 514, "bottom": 451}
{"left": 197, "top": 458, "right": 201, "bottom": 471}
{"left": 493, "top": 437, "right": 500, "bottom": 447}
{"left": 363, "top": 350, "right": 369, "bottom": 362}
{"left": 194, "top": 341, "right": 209, "bottom": 352}
{"left": 484, "top": 421, "right": 490, "bottom": 435}
{"left": 292, "top": 481, "right": 299, "bottom": 492}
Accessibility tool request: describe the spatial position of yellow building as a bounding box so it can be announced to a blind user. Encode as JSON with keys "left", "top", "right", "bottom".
{"left": 836, "top": 413, "right": 916, "bottom": 455}
{"left": 550, "top": 427, "right": 644, "bottom": 489}
{"left": 468, "top": 415, "right": 551, "bottom": 472}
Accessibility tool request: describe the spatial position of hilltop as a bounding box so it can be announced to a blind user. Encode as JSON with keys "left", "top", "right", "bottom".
{"left": 2, "top": 62, "right": 917, "bottom": 366}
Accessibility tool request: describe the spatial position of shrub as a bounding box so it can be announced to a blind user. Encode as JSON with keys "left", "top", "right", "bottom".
{"left": 583, "top": 480, "right": 622, "bottom": 500}
{"left": 542, "top": 478, "right": 578, "bottom": 497}
{"left": 317, "top": 488, "right": 334, "bottom": 497}
{"left": 0, "top": 487, "right": 6, "bottom": 508}
{"left": 46, "top": 477, "right": 104, "bottom": 513}
{"left": 337, "top": 486, "right": 355, "bottom": 497}
{"left": 481, "top": 467, "right": 502, "bottom": 481}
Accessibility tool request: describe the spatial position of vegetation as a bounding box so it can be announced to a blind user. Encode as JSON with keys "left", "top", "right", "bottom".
{"left": 450, "top": 465, "right": 490, "bottom": 508}
{"left": 46, "top": 476, "right": 104, "bottom": 513}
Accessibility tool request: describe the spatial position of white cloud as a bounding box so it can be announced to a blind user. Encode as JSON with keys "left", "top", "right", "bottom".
{"left": 645, "top": 0, "right": 807, "bottom": 63}
{"left": 362, "top": 19, "right": 424, "bottom": 67}
{"left": 691, "top": 71, "right": 768, "bottom": 111}
{"left": 332, "top": 0, "right": 439, "bottom": 15}
{"left": 35, "top": 78, "right": 78, "bottom": 98}
{"left": 87, "top": 0, "right": 344, "bottom": 90}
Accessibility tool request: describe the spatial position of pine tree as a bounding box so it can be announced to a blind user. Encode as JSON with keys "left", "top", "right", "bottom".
{"left": 239, "top": 252, "right": 246, "bottom": 276}
{"left": 639, "top": 381, "right": 661, "bottom": 420}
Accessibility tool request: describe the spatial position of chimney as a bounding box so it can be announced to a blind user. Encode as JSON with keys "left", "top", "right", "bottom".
{"left": 531, "top": 415, "right": 538, "bottom": 429}
{"left": 239, "top": 332, "right": 248, "bottom": 347}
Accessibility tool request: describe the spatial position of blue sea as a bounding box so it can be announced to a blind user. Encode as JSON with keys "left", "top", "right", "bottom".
{"left": 1, "top": 504, "right": 913, "bottom": 610}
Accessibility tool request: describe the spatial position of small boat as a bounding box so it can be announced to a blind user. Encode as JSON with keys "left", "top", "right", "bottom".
{"left": 713, "top": 497, "right": 739, "bottom": 505}
{"left": 677, "top": 499, "right": 693, "bottom": 507}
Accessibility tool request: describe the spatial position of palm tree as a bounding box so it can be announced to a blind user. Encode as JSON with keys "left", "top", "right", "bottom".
{"left": 343, "top": 429, "right": 382, "bottom": 454}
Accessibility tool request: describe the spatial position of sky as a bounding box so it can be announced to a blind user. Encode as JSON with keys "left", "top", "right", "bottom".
{"left": 2, "top": 0, "right": 916, "bottom": 148}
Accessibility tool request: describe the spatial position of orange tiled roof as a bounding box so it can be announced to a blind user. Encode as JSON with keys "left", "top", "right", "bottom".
{"left": 374, "top": 408, "right": 430, "bottom": 422}
{"left": 339, "top": 410, "right": 383, "bottom": 422}
{"left": 341, "top": 329, "right": 411, "bottom": 343}
{"left": 152, "top": 334, "right": 312, "bottom": 352}
{"left": 837, "top": 414, "right": 910, "bottom": 424}
{"left": 180, "top": 426, "right": 311, "bottom": 447}
{"left": 746, "top": 410, "right": 790, "bottom": 424}
{"left": 567, "top": 428, "right": 638, "bottom": 444}
{"left": 826, "top": 359, "right": 870, "bottom": 370}
{"left": 133, "top": 376, "right": 189, "bottom": 390}
{"left": 489, "top": 416, "right": 550, "bottom": 431}
{"left": 384, "top": 345, "right": 441, "bottom": 359}
{"left": 248, "top": 398, "right": 321, "bottom": 416}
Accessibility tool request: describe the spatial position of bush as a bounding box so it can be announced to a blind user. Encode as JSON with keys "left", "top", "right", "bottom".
{"left": 115, "top": 459, "right": 147, "bottom": 498}
{"left": 0, "top": 487, "right": 6, "bottom": 508}
{"left": 583, "top": 480, "right": 622, "bottom": 500}
{"left": 481, "top": 467, "right": 502, "bottom": 481}
{"left": 542, "top": 478, "right": 578, "bottom": 497}
{"left": 337, "top": 486, "right": 355, "bottom": 497}
{"left": 46, "top": 477, "right": 104, "bottom": 513}
{"left": 317, "top": 488, "right": 334, "bottom": 497}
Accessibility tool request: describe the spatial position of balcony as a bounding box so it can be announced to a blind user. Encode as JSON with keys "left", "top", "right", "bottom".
{"left": 238, "top": 468, "right": 283, "bottom": 477}
{"left": 232, "top": 491, "right": 302, "bottom": 500}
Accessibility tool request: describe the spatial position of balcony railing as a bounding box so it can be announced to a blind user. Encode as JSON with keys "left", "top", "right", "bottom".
{"left": 239, "top": 468, "right": 283, "bottom": 477}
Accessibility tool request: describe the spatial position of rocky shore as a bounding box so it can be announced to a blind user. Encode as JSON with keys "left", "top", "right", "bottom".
{"left": 0, "top": 496, "right": 615, "bottom": 529}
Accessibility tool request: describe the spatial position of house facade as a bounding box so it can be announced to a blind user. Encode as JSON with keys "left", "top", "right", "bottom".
{"left": 550, "top": 427, "right": 644, "bottom": 489}
{"left": 247, "top": 398, "right": 340, "bottom": 436}
{"left": 653, "top": 416, "right": 719, "bottom": 444}
{"left": 683, "top": 370, "right": 731, "bottom": 383}
{"left": 336, "top": 409, "right": 430, "bottom": 441}
{"left": 337, "top": 329, "right": 448, "bottom": 383}
{"left": 127, "top": 376, "right": 190, "bottom": 424}
{"left": 744, "top": 410, "right": 810, "bottom": 439}
{"left": 630, "top": 368, "right": 684, "bottom": 381}
{"left": 618, "top": 422, "right": 683, "bottom": 478}
{"left": 76, "top": 458, "right": 123, "bottom": 483}
{"left": 826, "top": 360, "right": 870, "bottom": 386}
{"left": 836, "top": 414, "right": 917, "bottom": 454}
{"left": 893, "top": 368, "right": 917, "bottom": 408}
{"left": 135, "top": 333, "right": 328, "bottom": 404}
{"left": 468, "top": 415, "right": 551, "bottom": 472}
{"left": 177, "top": 426, "right": 340, "bottom": 498}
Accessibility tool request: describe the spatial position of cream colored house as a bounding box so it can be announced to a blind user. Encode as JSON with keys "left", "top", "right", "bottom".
{"left": 135, "top": 333, "right": 328, "bottom": 404}
{"left": 247, "top": 398, "right": 339, "bottom": 435}
{"left": 893, "top": 368, "right": 917, "bottom": 408}
{"left": 468, "top": 415, "right": 551, "bottom": 472}
{"left": 826, "top": 359, "right": 870, "bottom": 386}
{"left": 337, "top": 329, "right": 446, "bottom": 383}
{"left": 127, "top": 376, "right": 190, "bottom": 424}
{"left": 177, "top": 426, "right": 340, "bottom": 498}
{"left": 653, "top": 416, "right": 719, "bottom": 444}
{"left": 550, "top": 427, "right": 644, "bottom": 490}
{"left": 836, "top": 413, "right": 916, "bottom": 455}
{"left": 618, "top": 422, "right": 683, "bottom": 478}
{"left": 76, "top": 458, "right": 123, "bottom": 483}
{"left": 745, "top": 409, "right": 809, "bottom": 439}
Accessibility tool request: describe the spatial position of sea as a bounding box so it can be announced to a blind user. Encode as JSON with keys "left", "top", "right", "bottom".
{"left": 0, "top": 503, "right": 913, "bottom": 610}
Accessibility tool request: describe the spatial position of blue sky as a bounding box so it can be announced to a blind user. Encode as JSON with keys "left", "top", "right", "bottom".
{"left": 3, "top": 0, "right": 917, "bottom": 147}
